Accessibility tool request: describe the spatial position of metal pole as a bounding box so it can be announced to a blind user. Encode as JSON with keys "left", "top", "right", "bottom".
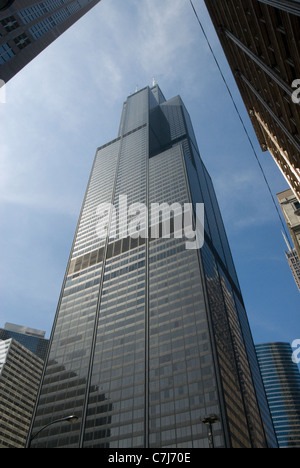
{"left": 202, "top": 414, "right": 219, "bottom": 449}
{"left": 207, "top": 422, "right": 214, "bottom": 449}
{"left": 27, "top": 415, "right": 78, "bottom": 448}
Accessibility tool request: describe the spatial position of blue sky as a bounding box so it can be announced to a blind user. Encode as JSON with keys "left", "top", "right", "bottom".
{"left": 0, "top": 0, "right": 299, "bottom": 356}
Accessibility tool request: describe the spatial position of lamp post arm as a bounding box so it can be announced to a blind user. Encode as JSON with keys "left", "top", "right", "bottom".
{"left": 28, "top": 416, "right": 77, "bottom": 447}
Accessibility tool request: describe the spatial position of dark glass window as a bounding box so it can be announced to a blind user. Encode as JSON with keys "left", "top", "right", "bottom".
{"left": 1, "top": 15, "right": 19, "bottom": 32}
{"left": 13, "top": 32, "right": 31, "bottom": 49}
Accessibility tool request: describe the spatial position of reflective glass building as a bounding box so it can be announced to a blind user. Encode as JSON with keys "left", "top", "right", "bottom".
{"left": 256, "top": 342, "right": 300, "bottom": 448}
{"left": 29, "top": 85, "right": 277, "bottom": 448}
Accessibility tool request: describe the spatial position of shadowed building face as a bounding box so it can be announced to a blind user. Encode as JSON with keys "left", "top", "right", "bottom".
{"left": 204, "top": 0, "right": 300, "bottom": 202}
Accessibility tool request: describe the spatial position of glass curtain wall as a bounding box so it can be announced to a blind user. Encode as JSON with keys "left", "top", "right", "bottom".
{"left": 29, "top": 85, "right": 277, "bottom": 448}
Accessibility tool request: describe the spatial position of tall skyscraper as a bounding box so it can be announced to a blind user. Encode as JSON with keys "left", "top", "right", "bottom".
{"left": 0, "top": 0, "right": 101, "bottom": 82}
{"left": 29, "top": 85, "right": 277, "bottom": 448}
{"left": 256, "top": 342, "right": 300, "bottom": 448}
{"left": 204, "top": 0, "right": 300, "bottom": 202}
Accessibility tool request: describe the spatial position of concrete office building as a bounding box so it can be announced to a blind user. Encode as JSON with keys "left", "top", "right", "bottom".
{"left": 204, "top": 0, "right": 300, "bottom": 201}
{"left": 285, "top": 246, "right": 300, "bottom": 291}
{"left": 0, "top": 338, "right": 44, "bottom": 448}
{"left": 277, "top": 188, "right": 300, "bottom": 257}
{"left": 277, "top": 188, "right": 300, "bottom": 291}
{"left": 29, "top": 85, "right": 277, "bottom": 448}
{"left": 0, "top": 0, "right": 101, "bottom": 82}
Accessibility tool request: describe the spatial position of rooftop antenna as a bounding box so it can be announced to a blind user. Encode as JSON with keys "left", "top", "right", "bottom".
{"left": 135, "top": 84, "right": 139, "bottom": 92}
{"left": 152, "top": 77, "right": 156, "bottom": 87}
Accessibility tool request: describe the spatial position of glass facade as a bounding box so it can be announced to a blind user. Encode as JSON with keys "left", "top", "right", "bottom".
{"left": 29, "top": 85, "right": 277, "bottom": 448}
{"left": 256, "top": 342, "right": 300, "bottom": 448}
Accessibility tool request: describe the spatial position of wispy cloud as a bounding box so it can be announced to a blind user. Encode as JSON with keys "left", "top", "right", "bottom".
{"left": 1, "top": 0, "right": 209, "bottom": 213}
{"left": 0, "top": 0, "right": 297, "bottom": 341}
{"left": 212, "top": 161, "right": 275, "bottom": 230}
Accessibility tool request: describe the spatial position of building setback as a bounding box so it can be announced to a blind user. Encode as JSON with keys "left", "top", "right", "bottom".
{"left": 0, "top": 0, "right": 101, "bottom": 82}
{"left": 0, "top": 338, "right": 44, "bottom": 448}
{"left": 29, "top": 85, "right": 277, "bottom": 448}
{"left": 256, "top": 342, "right": 300, "bottom": 448}
{"left": 204, "top": 0, "right": 300, "bottom": 202}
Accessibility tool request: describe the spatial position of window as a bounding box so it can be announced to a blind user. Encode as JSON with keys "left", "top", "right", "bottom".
{"left": 1, "top": 15, "right": 20, "bottom": 32}
{"left": 13, "top": 32, "right": 31, "bottom": 50}
{"left": 293, "top": 201, "right": 300, "bottom": 212}
{"left": 0, "top": 43, "right": 15, "bottom": 64}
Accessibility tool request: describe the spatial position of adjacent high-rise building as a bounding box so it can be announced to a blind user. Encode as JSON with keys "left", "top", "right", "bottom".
{"left": 0, "top": 0, "right": 101, "bottom": 82}
{"left": 204, "top": 0, "right": 300, "bottom": 202}
{"left": 0, "top": 322, "right": 49, "bottom": 360}
{"left": 29, "top": 84, "right": 277, "bottom": 448}
{"left": 284, "top": 245, "right": 300, "bottom": 292}
{"left": 277, "top": 189, "right": 300, "bottom": 257}
{"left": 0, "top": 338, "right": 44, "bottom": 448}
{"left": 256, "top": 342, "right": 300, "bottom": 448}
{"left": 0, "top": 324, "right": 48, "bottom": 447}
{"left": 277, "top": 188, "right": 300, "bottom": 291}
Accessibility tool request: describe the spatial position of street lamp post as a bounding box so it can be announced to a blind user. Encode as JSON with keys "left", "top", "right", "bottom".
{"left": 27, "top": 415, "right": 79, "bottom": 448}
{"left": 201, "top": 414, "right": 220, "bottom": 448}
